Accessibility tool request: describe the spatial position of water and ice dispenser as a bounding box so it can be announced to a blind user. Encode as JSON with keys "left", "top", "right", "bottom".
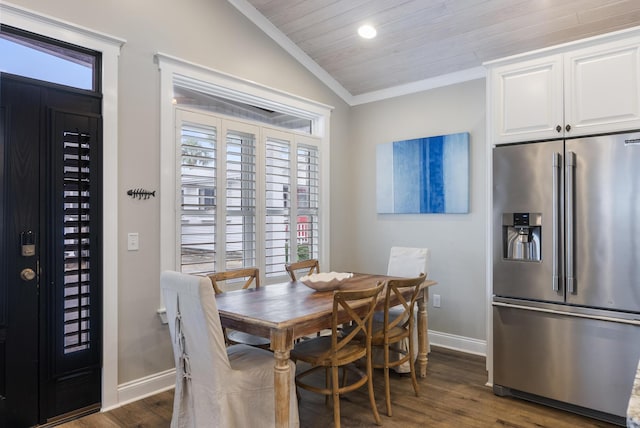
{"left": 502, "top": 212, "right": 541, "bottom": 261}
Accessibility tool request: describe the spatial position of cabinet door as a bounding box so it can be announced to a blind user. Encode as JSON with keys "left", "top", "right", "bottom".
{"left": 490, "top": 55, "right": 563, "bottom": 144}
{"left": 565, "top": 37, "right": 640, "bottom": 136}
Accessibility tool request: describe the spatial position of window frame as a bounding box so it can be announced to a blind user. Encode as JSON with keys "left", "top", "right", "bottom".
{"left": 158, "top": 53, "right": 332, "bottom": 287}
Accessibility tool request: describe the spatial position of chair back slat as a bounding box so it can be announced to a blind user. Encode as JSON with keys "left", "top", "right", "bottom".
{"left": 384, "top": 273, "right": 426, "bottom": 331}
{"left": 207, "top": 267, "right": 260, "bottom": 294}
{"left": 319, "top": 283, "right": 384, "bottom": 362}
{"left": 285, "top": 259, "right": 320, "bottom": 281}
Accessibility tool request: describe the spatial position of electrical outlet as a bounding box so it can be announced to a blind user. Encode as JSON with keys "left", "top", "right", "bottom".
{"left": 433, "top": 294, "right": 441, "bottom": 308}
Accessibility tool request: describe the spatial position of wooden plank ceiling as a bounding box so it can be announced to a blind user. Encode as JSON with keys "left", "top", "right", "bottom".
{"left": 240, "top": 0, "right": 640, "bottom": 96}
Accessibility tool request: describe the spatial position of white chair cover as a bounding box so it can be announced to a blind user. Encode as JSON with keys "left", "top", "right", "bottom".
{"left": 161, "top": 271, "right": 299, "bottom": 428}
{"left": 373, "top": 247, "right": 430, "bottom": 373}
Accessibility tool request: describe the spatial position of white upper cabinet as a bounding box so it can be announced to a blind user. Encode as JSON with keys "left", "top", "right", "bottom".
{"left": 490, "top": 55, "right": 563, "bottom": 143}
{"left": 564, "top": 38, "right": 640, "bottom": 136}
{"left": 488, "top": 30, "right": 640, "bottom": 145}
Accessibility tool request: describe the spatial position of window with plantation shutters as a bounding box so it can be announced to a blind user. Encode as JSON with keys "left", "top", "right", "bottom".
{"left": 160, "top": 59, "right": 331, "bottom": 289}
{"left": 174, "top": 107, "right": 322, "bottom": 280}
{"left": 179, "top": 113, "right": 218, "bottom": 275}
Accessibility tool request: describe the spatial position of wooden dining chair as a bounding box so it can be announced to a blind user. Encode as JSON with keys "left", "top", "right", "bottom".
{"left": 377, "top": 246, "right": 431, "bottom": 373}
{"left": 207, "top": 268, "right": 270, "bottom": 350}
{"left": 285, "top": 258, "right": 320, "bottom": 281}
{"left": 290, "top": 283, "right": 384, "bottom": 428}
{"left": 372, "top": 273, "right": 426, "bottom": 417}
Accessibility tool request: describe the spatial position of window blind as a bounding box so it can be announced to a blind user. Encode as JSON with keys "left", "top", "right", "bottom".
{"left": 296, "top": 144, "right": 319, "bottom": 261}
{"left": 180, "top": 122, "right": 217, "bottom": 274}
{"left": 62, "top": 131, "right": 92, "bottom": 354}
{"left": 225, "top": 130, "right": 256, "bottom": 270}
{"left": 265, "top": 138, "right": 291, "bottom": 277}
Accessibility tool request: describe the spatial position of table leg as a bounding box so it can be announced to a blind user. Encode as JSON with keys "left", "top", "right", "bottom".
{"left": 417, "top": 291, "right": 429, "bottom": 378}
{"left": 271, "top": 329, "right": 294, "bottom": 428}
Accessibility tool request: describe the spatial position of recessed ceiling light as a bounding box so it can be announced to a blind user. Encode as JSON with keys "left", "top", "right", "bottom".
{"left": 358, "top": 24, "right": 377, "bottom": 39}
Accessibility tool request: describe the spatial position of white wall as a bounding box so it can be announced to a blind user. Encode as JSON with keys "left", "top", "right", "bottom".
{"left": 334, "top": 79, "right": 488, "bottom": 349}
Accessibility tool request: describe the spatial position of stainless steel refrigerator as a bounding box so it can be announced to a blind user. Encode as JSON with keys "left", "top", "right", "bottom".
{"left": 492, "top": 131, "right": 640, "bottom": 425}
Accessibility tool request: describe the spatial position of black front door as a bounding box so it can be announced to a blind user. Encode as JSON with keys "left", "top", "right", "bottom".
{"left": 0, "top": 74, "right": 102, "bottom": 427}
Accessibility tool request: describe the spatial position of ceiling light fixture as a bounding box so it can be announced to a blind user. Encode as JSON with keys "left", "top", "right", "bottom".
{"left": 358, "top": 24, "right": 377, "bottom": 39}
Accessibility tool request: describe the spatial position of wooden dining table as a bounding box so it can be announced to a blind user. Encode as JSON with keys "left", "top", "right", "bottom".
{"left": 214, "top": 273, "right": 438, "bottom": 428}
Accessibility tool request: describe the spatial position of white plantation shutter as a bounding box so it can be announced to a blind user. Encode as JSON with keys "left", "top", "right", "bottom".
{"left": 225, "top": 127, "right": 257, "bottom": 270}
{"left": 179, "top": 115, "right": 218, "bottom": 275}
{"left": 296, "top": 143, "right": 320, "bottom": 261}
{"left": 265, "top": 136, "right": 291, "bottom": 277}
{"left": 62, "top": 130, "right": 92, "bottom": 354}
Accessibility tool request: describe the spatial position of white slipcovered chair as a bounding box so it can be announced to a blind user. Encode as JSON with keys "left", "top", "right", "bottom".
{"left": 373, "top": 247, "right": 430, "bottom": 373}
{"left": 161, "top": 271, "right": 299, "bottom": 428}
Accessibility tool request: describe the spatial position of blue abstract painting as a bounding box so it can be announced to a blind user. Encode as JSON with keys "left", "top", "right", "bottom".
{"left": 376, "top": 132, "right": 469, "bottom": 214}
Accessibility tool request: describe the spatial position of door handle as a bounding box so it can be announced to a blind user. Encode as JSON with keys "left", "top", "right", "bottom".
{"left": 566, "top": 151, "right": 576, "bottom": 294}
{"left": 21, "top": 268, "right": 36, "bottom": 281}
{"left": 552, "top": 152, "right": 562, "bottom": 292}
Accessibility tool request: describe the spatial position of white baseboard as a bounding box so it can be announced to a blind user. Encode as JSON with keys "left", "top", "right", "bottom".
{"left": 102, "top": 368, "right": 176, "bottom": 412}
{"left": 102, "top": 330, "right": 485, "bottom": 412}
{"left": 429, "top": 329, "right": 486, "bottom": 356}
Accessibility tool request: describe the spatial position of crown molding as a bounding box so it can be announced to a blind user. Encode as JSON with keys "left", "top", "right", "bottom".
{"left": 351, "top": 67, "right": 486, "bottom": 105}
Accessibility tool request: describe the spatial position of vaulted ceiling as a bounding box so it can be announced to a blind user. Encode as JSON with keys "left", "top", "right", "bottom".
{"left": 230, "top": 0, "right": 640, "bottom": 104}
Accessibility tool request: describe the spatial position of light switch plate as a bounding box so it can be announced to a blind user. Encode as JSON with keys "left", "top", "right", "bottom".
{"left": 127, "top": 232, "right": 139, "bottom": 251}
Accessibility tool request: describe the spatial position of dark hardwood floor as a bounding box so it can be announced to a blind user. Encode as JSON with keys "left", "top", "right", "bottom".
{"left": 59, "top": 346, "right": 618, "bottom": 427}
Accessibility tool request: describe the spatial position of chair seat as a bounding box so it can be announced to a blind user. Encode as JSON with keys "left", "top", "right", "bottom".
{"left": 372, "top": 299, "right": 419, "bottom": 374}
{"left": 374, "top": 306, "right": 409, "bottom": 323}
{"left": 227, "top": 330, "right": 271, "bottom": 348}
{"left": 227, "top": 344, "right": 275, "bottom": 373}
{"left": 291, "top": 336, "right": 367, "bottom": 367}
{"left": 370, "top": 321, "right": 410, "bottom": 345}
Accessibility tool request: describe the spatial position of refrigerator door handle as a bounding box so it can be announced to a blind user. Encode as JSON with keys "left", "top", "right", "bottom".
{"left": 552, "top": 152, "right": 562, "bottom": 292}
{"left": 566, "top": 151, "right": 576, "bottom": 294}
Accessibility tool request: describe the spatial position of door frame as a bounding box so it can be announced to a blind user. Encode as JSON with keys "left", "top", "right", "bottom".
{"left": 1, "top": 3, "right": 124, "bottom": 410}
